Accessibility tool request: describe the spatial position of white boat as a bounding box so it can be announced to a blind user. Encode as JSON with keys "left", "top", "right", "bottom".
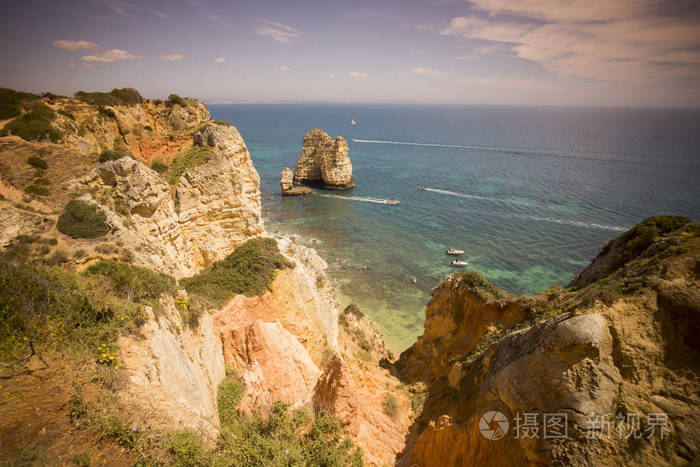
{"left": 385, "top": 199, "right": 399, "bottom": 205}
{"left": 451, "top": 260, "right": 468, "bottom": 267}
{"left": 351, "top": 118, "right": 356, "bottom": 126}
{"left": 446, "top": 249, "right": 464, "bottom": 255}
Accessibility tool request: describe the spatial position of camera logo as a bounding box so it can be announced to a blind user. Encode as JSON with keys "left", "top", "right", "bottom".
{"left": 479, "top": 411, "right": 509, "bottom": 440}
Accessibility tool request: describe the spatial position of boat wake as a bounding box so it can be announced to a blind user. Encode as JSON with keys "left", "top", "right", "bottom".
{"left": 352, "top": 138, "right": 480, "bottom": 150}
{"left": 510, "top": 214, "right": 626, "bottom": 232}
{"left": 420, "top": 187, "right": 499, "bottom": 202}
{"left": 421, "top": 186, "right": 627, "bottom": 232}
{"left": 315, "top": 193, "right": 394, "bottom": 205}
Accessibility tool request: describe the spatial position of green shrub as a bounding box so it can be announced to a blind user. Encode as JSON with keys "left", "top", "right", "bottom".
{"left": 98, "top": 149, "right": 130, "bottom": 162}
{"left": 0, "top": 262, "right": 144, "bottom": 362}
{"left": 168, "top": 431, "right": 209, "bottom": 467}
{"left": 168, "top": 146, "right": 212, "bottom": 184}
{"left": 611, "top": 215, "right": 692, "bottom": 269}
{"left": 2, "top": 104, "right": 63, "bottom": 142}
{"left": 58, "top": 109, "right": 76, "bottom": 120}
{"left": 85, "top": 260, "right": 175, "bottom": 302}
{"left": 34, "top": 178, "right": 50, "bottom": 186}
{"left": 72, "top": 453, "right": 91, "bottom": 467}
{"left": 57, "top": 200, "right": 110, "bottom": 239}
{"left": 151, "top": 160, "right": 168, "bottom": 174}
{"left": 27, "top": 155, "right": 48, "bottom": 169}
{"left": 75, "top": 88, "right": 143, "bottom": 106}
{"left": 382, "top": 393, "right": 400, "bottom": 420}
{"left": 459, "top": 271, "right": 510, "bottom": 304}
{"left": 343, "top": 303, "right": 364, "bottom": 320}
{"left": 166, "top": 94, "right": 186, "bottom": 107}
{"left": 182, "top": 238, "right": 292, "bottom": 306}
{"left": 0, "top": 87, "right": 40, "bottom": 119}
{"left": 25, "top": 184, "right": 49, "bottom": 196}
{"left": 97, "top": 106, "right": 117, "bottom": 119}
{"left": 218, "top": 377, "right": 245, "bottom": 427}
{"left": 143, "top": 125, "right": 153, "bottom": 131}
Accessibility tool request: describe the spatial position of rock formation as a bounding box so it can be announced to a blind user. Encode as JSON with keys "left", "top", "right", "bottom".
{"left": 292, "top": 129, "right": 354, "bottom": 190}
{"left": 397, "top": 217, "right": 700, "bottom": 466}
{"left": 69, "top": 123, "right": 263, "bottom": 277}
{"left": 280, "top": 167, "right": 312, "bottom": 196}
{"left": 117, "top": 294, "right": 226, "bottom": 439}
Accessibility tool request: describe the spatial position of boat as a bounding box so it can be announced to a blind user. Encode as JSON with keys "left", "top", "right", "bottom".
{"left": 446, "top": 248, "right": 464, "bottom": 255}
{"left": 385, "top": 199, "right": 399, "bottom": 205}
{"left": 351, "top": 118, "right": 356, "bottom": 126}
{"left": 451, "top": 260, "right": 468, "bottom": 267}
{"left": 418, "top": 186, "right": 426, "bottom": 190}
{"left": 411, "top": 275, "right": 417, "bottom": 284}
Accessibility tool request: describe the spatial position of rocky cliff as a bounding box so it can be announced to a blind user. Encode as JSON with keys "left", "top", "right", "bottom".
{"left": 0, "top": 91, "right": 263, "bottom": 278}
{"left": 292, "top": 128, "right": 354, "bottom": 190}
{"left": 396, "top": 216, "right": 699, "bottom": 466}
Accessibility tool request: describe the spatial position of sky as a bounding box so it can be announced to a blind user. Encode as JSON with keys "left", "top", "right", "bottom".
{"left": 0, "top": 0, "right": 699, "bottom": 106}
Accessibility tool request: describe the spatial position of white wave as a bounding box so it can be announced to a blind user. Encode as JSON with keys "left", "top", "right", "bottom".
{"left": 315, "top": 193, "right": 393, "bottom": 204}
{"left": 421, "top": 187, "right": 499, "bottom": 202}
{"left": 510, "top": 214, "right": 626, "bottom": 232}
{"left": 352, "top": 138, "right": 483, "bottom": 150}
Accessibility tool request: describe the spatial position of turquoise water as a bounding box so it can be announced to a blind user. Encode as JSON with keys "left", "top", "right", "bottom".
{"left": 210, "top": 104, "right": 700, "bottom": 352}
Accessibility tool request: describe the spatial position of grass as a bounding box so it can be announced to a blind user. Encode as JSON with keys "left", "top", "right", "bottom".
{"left": 182, "top": 238, "right": 293, "bottom": 307}
{"left": 167, "top": 145, "right": 212, "bottom": 184}
{"left": 57, "top": 200, "right": 110, "bottom": 239}
{"left": 58, "top": 109, "right": 76, "bottom": 120}
{"left": 84, "top": 260, "right": 176, "bottom": 303}
{"left": 1, "top": 103, "right": 63, "bottom": 142}
{"left": 75, "top": 88, "right": 143, "bottom": 106}
{"left": 0, "top": 87, "right": 40, "bottom": 119}
{"left": 0, "top": 262, "right": 146, "bottom": 363}
{"left": 217, "top": 376, "right": 245, "bottom": 427}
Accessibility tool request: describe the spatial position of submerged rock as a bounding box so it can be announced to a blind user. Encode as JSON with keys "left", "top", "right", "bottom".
{"left": 293, "top": 129, "right": 354, "bottom": 190}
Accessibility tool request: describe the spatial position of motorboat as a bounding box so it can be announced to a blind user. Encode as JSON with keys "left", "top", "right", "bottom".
{"left": 386, "top": 199, "right": 400, "bottom": 205}
{"left": 351, "top": 118, "right": 357, "bottom": 126}
{"left": 418, "top": 186, "right": 426, "bottom": 190}
{"left": 451, "top": 260, "right": 468, "bottom": 267}
{"left": 446, "top": 248, "right": 464, "bottom": 255}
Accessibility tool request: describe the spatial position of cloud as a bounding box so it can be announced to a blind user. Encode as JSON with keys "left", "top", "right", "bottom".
{"left": 441, "top": 2, "right": 700, "bottom": 86}
{"left": 412, "top": 67, "right": 445, "bottom": 77}
{"left": 328, "top": 73, "right": 335, "bottom": 79}
{"left": 254, "top": 20, "right": 302, "bottom": 45}
{"left": 348, "top": 72, "right": 368, "bottom": 78}
{"left": 53, "top": 40, "right": 100, "bottom": 51}
{"left": 82, "top": 49, "right": 142, "bottom": 63}
{"left": 160, "top": 54, "right": 184, "bottom": 61}
{"left": 280, "top": 65, "right": 292, "bottom": 71}
{"left": 90, "top": 0, "right": 167, "bottom": 19}
{"left": 215, "top": 57, "right": 226, "bottom": 63}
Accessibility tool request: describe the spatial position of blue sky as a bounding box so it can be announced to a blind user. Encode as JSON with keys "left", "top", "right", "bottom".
{"left": 0, "top": 0, "right": 699, "bottom": 106}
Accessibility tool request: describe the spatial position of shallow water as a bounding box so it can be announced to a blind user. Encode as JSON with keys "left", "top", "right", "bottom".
{"left": 210, "top": 104, "right": 700, "bottom": 352}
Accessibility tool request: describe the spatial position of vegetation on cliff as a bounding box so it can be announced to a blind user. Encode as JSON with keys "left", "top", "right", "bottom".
{"left": 167, "top": 144, "right": 212, "bottom": 183}
{"left": 0, "top": 87, "right": 40, "bottom": 119}
{"left": 182, "top": 237, "right": 292, "bottom": 306}
{"left": 74, "top": 88, "right": 143, "bottom": 106}
{"left": 56, "top": 200, "right": 110, "bottom": 238}
{"left": 0, "top": 103, "right": 63, "bottom": 142}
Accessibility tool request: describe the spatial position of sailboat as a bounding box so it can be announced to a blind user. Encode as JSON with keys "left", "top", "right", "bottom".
{"left": 351, "top": 118, "right": 356, "bottom": 126}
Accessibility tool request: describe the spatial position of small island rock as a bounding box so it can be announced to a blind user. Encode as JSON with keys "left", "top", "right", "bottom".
{"left": 293, "top": 129, "right": 354, "bottom": 190}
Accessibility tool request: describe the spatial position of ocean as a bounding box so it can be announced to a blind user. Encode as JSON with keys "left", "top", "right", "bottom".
{"left": 209, "top": 104, "right": 700, "bottom": 352}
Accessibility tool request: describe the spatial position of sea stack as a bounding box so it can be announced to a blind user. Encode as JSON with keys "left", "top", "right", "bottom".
{"left": 280, "top": 167, "right": 312, "bottom": 196}
{"left": 293, "top": 129, "right": 354, "bottom": 190}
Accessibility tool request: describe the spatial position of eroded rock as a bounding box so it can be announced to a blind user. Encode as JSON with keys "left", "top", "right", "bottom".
{"left": 293, "top": 129, "right": 354, "bottom": 190}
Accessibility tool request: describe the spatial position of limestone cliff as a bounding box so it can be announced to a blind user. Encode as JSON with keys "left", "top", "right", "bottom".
{"left": 292, "top": 128, "right": 354, "bottom": 189}
{"left": 280, "top": 166, "right": 312, "bottom": 196}
{"left": 397, "top": 217, "right": 700, "bottom": 466}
